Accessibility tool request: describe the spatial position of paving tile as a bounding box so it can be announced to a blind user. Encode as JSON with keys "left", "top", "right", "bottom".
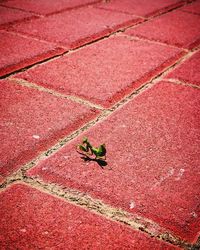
{"left": 2, "top": 0, "right": 100, "bottom": 15}
{"left": 166, "top": 50, "right": 200, "bottom": 86}
{"left": 0, "top": 5, "right": 35, "bottom": 28}
{"left": 0, "top": 183, "right": 179, "bottom": 249}
{"left": 28, "top": 81, "right": 200, "bottom": 242}
{"left": 0, "top": 80, "right": 98, "bottom": 181}
{"left": 8, "top": 7, "right": 142, "bottom": 49}
{"left": 0, "top": 30, "right": 65, "bottom": 77}
{"left": 96, "top": 0, "right": 184, "bottom": 17}
{"left": 125, "top": 10, "right": 200, "bottom": 49}
{"left": 180, "top": 0, "right": 200, "bottom": 15}
{"left": 15, "top": 36, "right": 185, "bottom": 108}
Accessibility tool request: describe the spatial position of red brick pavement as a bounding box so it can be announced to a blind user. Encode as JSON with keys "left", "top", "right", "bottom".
{"left": 0, "top": 0, "right": 200, "bottom": 249}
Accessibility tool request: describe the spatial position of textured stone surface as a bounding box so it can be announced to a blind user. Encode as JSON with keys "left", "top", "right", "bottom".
{"left": 15, "top": 36, "right": 184, "bottom": 107}
{"left": 8, "top": 7, "right": 141, "bottom": 48}
{"left": 0, "top": 80, "right": 98, "bottom": 180}
{"left": 0, "top": 30, "right": 65, "bottom": 77}
{"left": 166, "top": 50, "right": 200, "bottom": 86}
{"left": 28, "top": 81, "right": 200, "bottom": 242}
{"left": 3, "top": 0, "right": 100, "bottom": 15}
{"left": 0, "top": 184, "right": 178, "bottom": 249}
{"left": 0, "top": 5, "right": 35, "bottom": 28}
{"left": 125, "top": 10, "right": 200, "bottom": 49}
{"left": 96, "top": 0, "right": 184, "bottom": 17}
{"left": 180, "top": 1, "right": 200, "bottom": 15}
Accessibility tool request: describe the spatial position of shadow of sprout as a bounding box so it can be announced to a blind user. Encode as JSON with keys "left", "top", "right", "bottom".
{"left": 77, "top": 151, "right": 107, "bottom": 169}
{"left": 80, "top": 156, "right": 107, "bottom": 168}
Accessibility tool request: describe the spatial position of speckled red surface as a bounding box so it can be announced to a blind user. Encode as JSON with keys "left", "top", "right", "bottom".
{"left": 96, "top": 0, "right": 185, "bottom": 17}
{"left": 0, "top": 184, "right": 179, "bottom": 250}
{"left": 0, "top": 30, "right": 65, "bottom": 77}
{"left": 1, "top": 0, "right": 199, "bottom": 248}
{"left": 180, "top": 0, "right": 200, "bottom": 15}
{"left": 125, "top": 10, "right": 200, "bottom": 49}
{"left": 2, "top": 0, "right": 100, "bottom": 15}
{"left": 15, "top": 36, "right": 184, "bottom": 107}
{"left": 166, "top": 50, "right": 200, "bottom": 86}
{"left": 7, "top": 7, "right": 141, "bottom": 49}
{"left": 0, "top": 80, "right": 99, "bottom": 180}
{"left": 0, "top": 5, "right": 35, "bottom": 28}
{"left": 28, "top": 82, "right": 200, "bottom": 242}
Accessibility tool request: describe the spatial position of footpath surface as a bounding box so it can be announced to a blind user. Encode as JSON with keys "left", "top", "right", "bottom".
{"left": 0, "top": 0, "right": 200, "bottom": 249}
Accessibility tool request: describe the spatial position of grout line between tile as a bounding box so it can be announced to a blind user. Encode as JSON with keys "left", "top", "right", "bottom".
{"left": 0, "top": 178, "right": 195, "bottom": 250}
{"left": 156, "top": 50, "right": 196, "bottom": 79}
{"left": 2, "top": 29, "right": 66, "bottom": 48}
{"left": 0, "top": 30, "right": 130, "bottom": 79}
{"left": 0, "top": 31, "right": 199, "bottom": 249}
{"left": 0, "top": 3, "right": 44, "bottom": 17}
{"left": 0, "top": 1, "right": 199, "bottom": 248}
{"left": 95, "top": 0, "right": 187, "bottom": 20}
{"left": 165, "top": 78, "right": 200, "bottom": 89}
{"left": 0, "top": 0, "right": 195, "bottom": 80}
{"left": 8, "top": 77, "right": 105, "bottom": 110}
{"left": 0, "top": 44, "right": 191, "bottom": 187}
{"left": 119, "top": 33, "right": 189, "bottom": 51}
{"left": 45, "top": 1, "right": 103, "bottom": 17}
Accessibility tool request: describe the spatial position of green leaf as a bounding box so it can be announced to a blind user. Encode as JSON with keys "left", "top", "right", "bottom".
{"left": 78, "top": 144, "right": 88, "bottom": 152}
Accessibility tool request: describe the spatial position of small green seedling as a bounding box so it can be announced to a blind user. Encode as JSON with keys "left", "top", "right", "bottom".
{"left": 77, "top": 137, "right": 106, "bottom": 160}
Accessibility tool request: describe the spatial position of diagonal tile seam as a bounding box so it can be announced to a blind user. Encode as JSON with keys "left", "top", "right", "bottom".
{"left": 0, "top": 176, "right": 196, "bottom": 250}
{"left": 95, "top": 0, "right": 187, "bottom": 20}
{"left": 0, "top": 0, "right": 191, "bottom": 81}
{"left": 2, "top": 26, "right": 195, "bottom": 111}
{"left": 8, "top": 77, "right": 105, "bottom": 110}
{"left": 0, "top": 44, "right": 193, "bottom": 186}
{"left": 0, "top": 0, "right": 190, "bottom": 80}
{"left": 0, "top": 42, "right": 199, "bottom": 249}
{"left": 1, "top": 29, "right": 68, "bottom": 49}
{"left": 44, "top": 1, "right": 104, "bottom": 17}
{"left": 121, "top": 0, "right": 191, "bottom": 31}
{"left": 0, "top": 3, "right": 44, "bottom": 17}
{"left": 5, "top": 44, "right": 190, "bottom": 116}
{"left": 92, "top": 4, "right": 145, "bottom": 20}
{"left": 0, "top": 15, "right": 42, "bottom": 30}
{"left": 0, "top": 48, "right": 194, "bottom": 190}
{"left": 166, "top": 78, "right": 200, "bottom": 89}
{"left": 122, "top": 1, "right": 200, "bottom": 52}
{"left": 119, "top": 32, "right": 189, "bottom": 51}
{"left": 0, "top": 34, "right": 194, "bottom": 185}
{"left": 0, "top": 27, "right": 138, "bottom": 79}
{"left": 180, "top": 0, "right": 200, "bottom": 16}
{"left": 0, "top": 0, "right": 102, "bottom": 18}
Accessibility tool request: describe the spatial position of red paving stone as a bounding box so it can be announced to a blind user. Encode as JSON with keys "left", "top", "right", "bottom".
{"left": 8, "top": 7, "right": 142, "bottom": 49}
{"left": 125, "top": 10, "right": 200, "bottom": 49}
{"left": 96, "top": 0, "right": 185, "bottom": 17}
{"left": 0, "top": 184, "right": 178, "bottom": 250}
{"left": 15, "top": 35, "right": 185, "bottom": 108}
{"left": 0, "top": 30, "right": 65, "bottom": 77}
{"left": 2, "top": 0, "right": 100, "bottom": 15}
{"left": 0, "top": 80, "right": 98, "bottom": 181}
{"left": 28, "top": 81, "right": 200, "bottom": 243}
{"left": 1, "top": 1, "right": 200, "bottom": 248}
{"left": 0, "top": 5, "right": 35, "bottom": 28}
{"left": 166, "top": 50, "right": 200, "bottom": 86}
{"left": 180, "top": 0, "right": 200, "bottom": 15}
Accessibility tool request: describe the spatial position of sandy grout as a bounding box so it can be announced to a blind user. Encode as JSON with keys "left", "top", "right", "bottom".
{"left": 165, "top": 78, "right": 200, "bottom": 89}
{"left": 0, "top": 178, "right": 194, "bottom": 250}
{"left": 8, "top": 77, "right": 105, "bottom": 110}
{"left": 119, "top": 32, "right": 189, "bottom": 51}
{"left": 0, "top": 47, "right": 191, "bottom": 190}
{"left": 0, "top": 2, "right": 199, "bottom": 247}
{"left": 0, "top": 0, "right": 191, "bottom": 80}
